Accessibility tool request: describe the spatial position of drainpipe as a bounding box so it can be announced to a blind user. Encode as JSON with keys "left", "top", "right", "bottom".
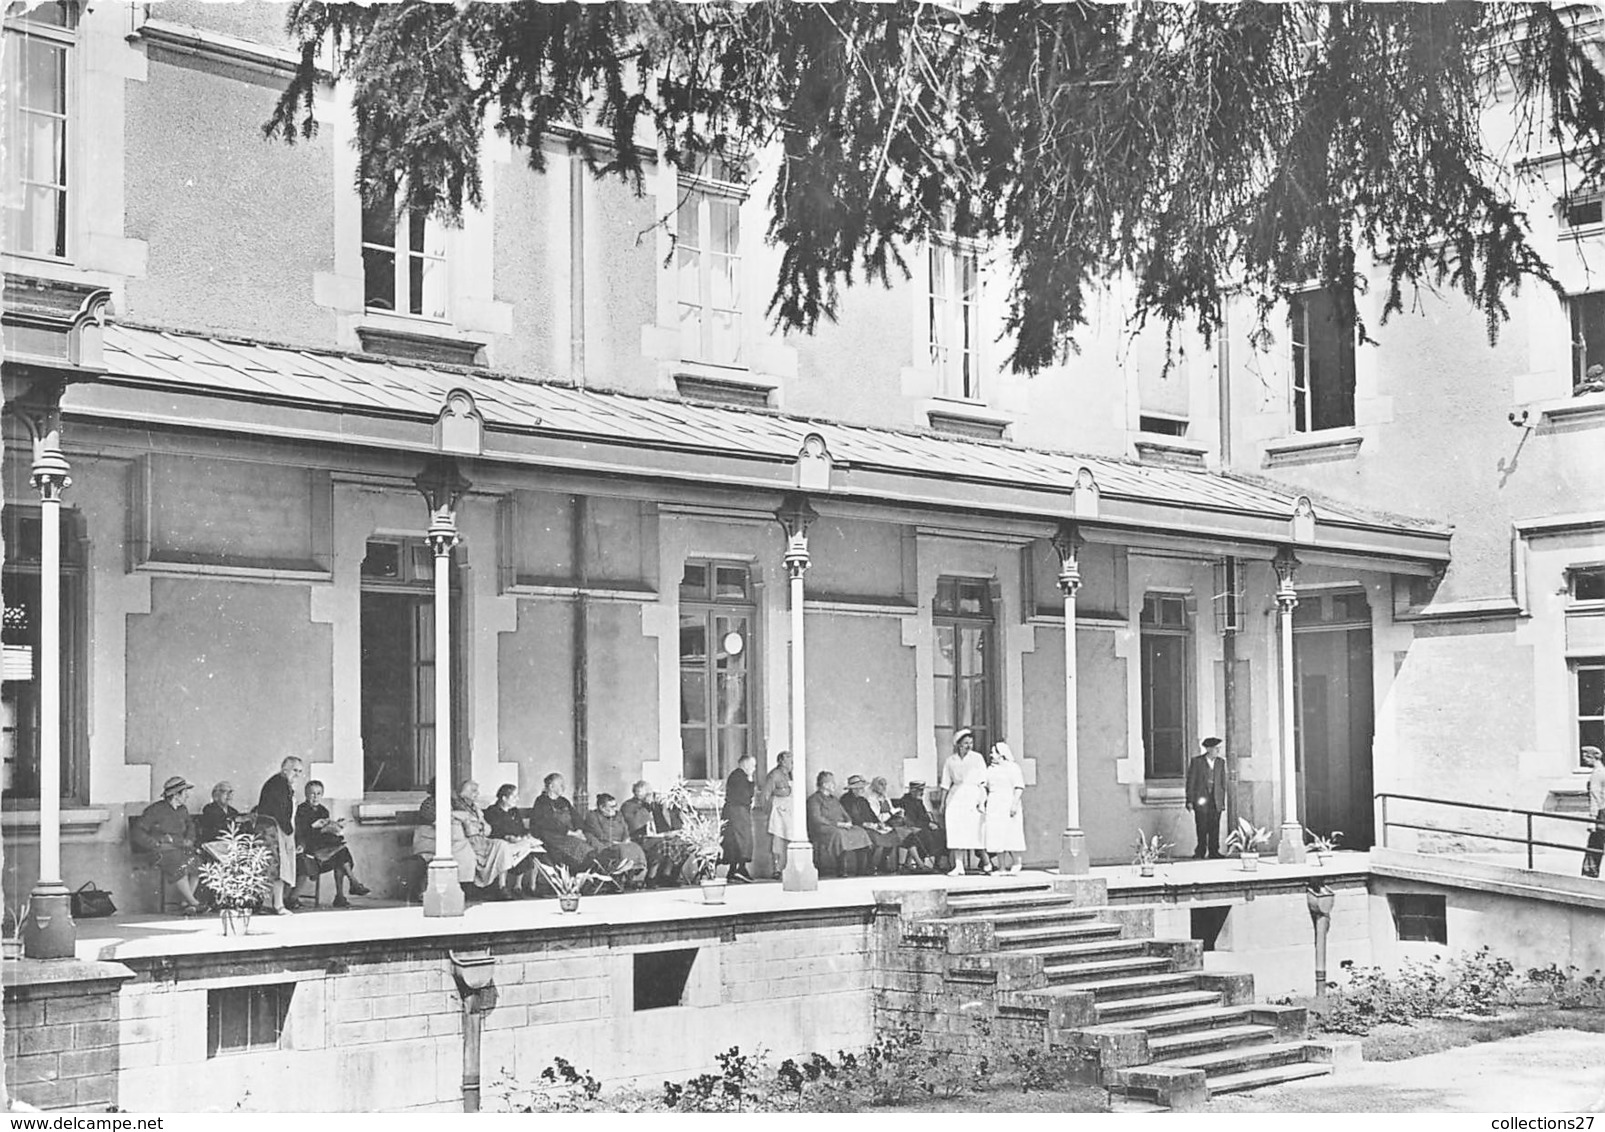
{"left": 572, "top": 494, "right": 590, "bottom": 804}
{"left": 570, "top": 153, "right": 586, "bottom": 388}
{"left": 448, "top": 950, "right": 498, "bottom": 1112}
{"left": 1223, "top": 594, "right": 1240, "bottom": 833}
{"left": 1217, "top": 304, "right": 1232, "bottom": 467}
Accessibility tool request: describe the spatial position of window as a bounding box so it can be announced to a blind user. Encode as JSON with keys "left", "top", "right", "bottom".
{"left": 1387, "top": 893, "right": 1447, "bottom": 944}
{"left": 933, "top": 577, "right": 998, "bottom": 757}
{"left": 1289, "top": 287, "right": 1356, "bottom": 432}
{"left": 207, "top": 984, "right": 293, "bottom": 1057}
{"left": 679, "top": 560, "right": 754, "bottom": 780}
{"left": 1563, "top": 194, "right": 1604, "bottom": 231}
{"left": 1569, "top": 291, "right": 1605, "bottom": 390}
{"left": 2, "top": 1, "right": 75, "bottom": 260}
{"left": 633, "top": 949, "right": 698, "bottom": 1011}
{"left": 1140, "top": 593, "right": 1193, "bottom": 780}
{"left": 676, "top": 158, "right": 744, "bottom": 367}
{"left": 1571, "top": 567, "right": 1605, "bottom": 603}
{"left": 1, "top": 505, "right": 87, "bottom": 802}
{"left": 1139, "top": 415, "right": 1188, "bottom": 437}
{"left": 929, "top": 241, "right": 981, "bottom": 399}
{"left": 1577, "top": 658, "right": 1604, "bottom": 768}
{"left": 361, "top": 182, "right": 448, "bottom": 319}
{"left": 1190, "top": 906, "right": 1230, "bottom": 952}
{"left": 360, "top": 538, "right": 464, "bottom": 791}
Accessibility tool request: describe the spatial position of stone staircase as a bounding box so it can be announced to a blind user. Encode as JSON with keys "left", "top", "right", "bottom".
{"left": 888, "top": 877, "right": 1340, "bottom": 1109}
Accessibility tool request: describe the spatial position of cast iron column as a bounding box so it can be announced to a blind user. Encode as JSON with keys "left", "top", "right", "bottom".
{"left": 777, "top": 495, "right": 819, "bottom": 892}
{"left": 1052, "top": 522, "right": 1089, "bottom": 875}
{"left": 23, "top": 398, "right": 74, "bottom": 958}
{"left": 417, "top": 458, "right": 471, "bottom": 917}
{"left": 1274, "top": 549, "right": 1307, "bottom": 864}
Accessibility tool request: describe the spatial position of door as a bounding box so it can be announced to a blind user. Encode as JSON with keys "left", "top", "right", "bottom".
{"left": 1293, "top": 591, "right": 1376, "bottom": 847}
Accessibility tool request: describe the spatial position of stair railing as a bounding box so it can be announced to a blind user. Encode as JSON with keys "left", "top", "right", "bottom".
{"left": 1376, "top": 791, "right": 1599, "bottom": 871}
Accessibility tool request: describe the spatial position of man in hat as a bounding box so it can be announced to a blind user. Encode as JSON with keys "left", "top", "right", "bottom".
{"left": 1185, "top": 737, "right": 1229, "bottom": 860}
{"left": 132, "top": 776, "right": 203, "bottom": 913}
{"left": 892, "top": 779, "right": 940, "bottom": 872}
{"left": 806, "top": 772, "right": 873, "bottom": 876}
{"left": 841, "top": 774, "right": 902, "bottom": 874}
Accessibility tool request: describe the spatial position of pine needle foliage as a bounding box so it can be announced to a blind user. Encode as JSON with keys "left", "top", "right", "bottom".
{"left": 267, "top": 1, "right": 1605, "bottom": 373}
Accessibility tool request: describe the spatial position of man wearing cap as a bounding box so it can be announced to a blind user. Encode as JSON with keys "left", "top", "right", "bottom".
{"left": 841, "top": 775, "right": 902, "bottom": 874}
{"left": 132, "top": 776, "right": 203, "bottom": 913}
{"left": 1583, "top": 746, "right": 1605, "bottom": 878}
{"left": 1185, "top": 737, "right": 1228, "bottom": 860}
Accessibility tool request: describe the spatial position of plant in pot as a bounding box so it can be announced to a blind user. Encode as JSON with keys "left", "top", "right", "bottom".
{"left": 677, "top": 807, "right": 728, "bottom": 904}
{"left": 535, "top": 861, "right": 602, "bottom": 913}
{"left": 1305, "top": 829, "right": 1343, "bottom": 867}
{"left": 198, "top": 825, "right": 271, "bottom": 935}
{"left": 3, "top": 897, "right": 29, "bottom": 960}
{"left": 1223, "top": 819, "right": 1271, "bottom": 872}
{"left": 1130, "top": 829, "right": 1172, "bottom": 878}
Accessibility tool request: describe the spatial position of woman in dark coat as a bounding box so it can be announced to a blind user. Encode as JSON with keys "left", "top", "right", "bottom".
{"left": 294, "top": 779, "right": 370, "bottom": 907}
{"left": 721, "top": 754, "right": 757, "bottom": 883}
{"left": 528, "top": 772, "right": 594, "bottom": 872}
{"left": 133, "top": 776, "right": 203, "bottom": 913}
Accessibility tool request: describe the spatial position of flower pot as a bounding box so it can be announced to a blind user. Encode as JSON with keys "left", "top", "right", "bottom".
{"left": 700, "top": 879, "right": 727, "bottom": 905}
{"left": 2, "top": 937, "right": 21, "bottom": 961}
{"left": 220, "top": 908, "right": 252, "bottom": 936}
{"left": 558, "top": 895, "right": 581, "bottom": 914}
{"left": 1138, "top": 863, "right": 1156, "bottom": 878}
{"left": 1239, "top": 852, "right": 1259, "bottom": 873}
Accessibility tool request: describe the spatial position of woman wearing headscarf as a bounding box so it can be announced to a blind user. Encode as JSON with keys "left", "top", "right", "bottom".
{"left": 940, "top": 728, "right": 988, "bottom": 875}
{"left": 983, "top": 742, "right": 1028, "bottom": 875}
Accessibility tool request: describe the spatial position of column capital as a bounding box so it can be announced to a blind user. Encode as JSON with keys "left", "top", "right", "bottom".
{"left": 1273, "top": 547, "right": 1300, "bottom": 611}
{"left": 776, "top": 494, "right": 817, "bottom": 580}
{"left": 1051, "top": 522, "right": 1084, "bottom": 597}
{"left": 415, "top": 456, "right": 471, "bottom": 556}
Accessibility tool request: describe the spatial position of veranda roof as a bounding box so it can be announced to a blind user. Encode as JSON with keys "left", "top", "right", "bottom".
{"left": 68, "top": 323, "right": 1449, "bottom": 568}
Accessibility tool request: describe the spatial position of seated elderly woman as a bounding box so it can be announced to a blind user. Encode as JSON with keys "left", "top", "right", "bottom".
{"left": 132, "top": 776, "right": 204, "bottom": 914}
{"left": 528, "top": 773, "right": 595, "bottom": 873}
{"left": 414, "top": 781, "right": 539, "bottom": 899}
{"left": 620, "top": 781, "right": 687, "bottom": 887}
{"left": 294, "top": 779, "right": 371, "bottom": 908}
{"left": 806, "top": 772, "right": 873, "bottom": 877}
{"left": 582, "top": 793, "right": 648, "bottom": 888}
{"left": 841, "top": 775, "right": 903, "bottom": 875}
{"left": 483, "top": 783, "right": 545, "bottom": 897}
{"left": 197, "top": 781, "right": 247, "bottom": 856}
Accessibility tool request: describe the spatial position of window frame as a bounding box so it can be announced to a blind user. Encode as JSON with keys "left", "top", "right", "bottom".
{"left": 3, "top": 1, "right": 77, "bottom": 264}
{"left": 1574, "top": 656, "right": 1605, "bottom": 770}
{"left": 677, "top": 558, "right": 756, "bottom": 782}
{"left": 1387, "top": 893, "right": 1447, "bottom": 945}
{"left": 675, "top": 160, "right": 747, "bottom": 369}
{"left": 1139, "top": 591, "right": 1194, "bottom": 781}
{"left": 1567, "top": 290, "right": 1605, "bottom": 390}
{"left": 360, "top": 182, "right": 451, "bottom": 323}
{"left": 1288, "top": 286, "right": 1357, "bottom": 434}
{"left": 207, "top": 983, "right": 293, "bottom": 1058}
{"left": 928, "top": 237, "right": 983, "bottom": 401}
{"left": 932, "top": 576, "right": 1000, "bottom": 758}
{"left": 1561, "top": 192, "right": 1605, "bottom": 235}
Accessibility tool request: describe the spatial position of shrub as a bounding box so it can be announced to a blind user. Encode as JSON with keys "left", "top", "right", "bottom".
{"left": 1524, "top": 965, "right": 1605, "bottom": 1010}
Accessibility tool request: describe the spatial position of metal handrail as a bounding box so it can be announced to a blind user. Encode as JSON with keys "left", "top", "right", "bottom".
{"left": 1376, "top": 791, "right": 1600, "bottom": 871}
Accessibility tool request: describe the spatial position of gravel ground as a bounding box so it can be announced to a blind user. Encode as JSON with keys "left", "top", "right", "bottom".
{"left": 1209, "top": 1029, "right": 1605, "bottom": 1113}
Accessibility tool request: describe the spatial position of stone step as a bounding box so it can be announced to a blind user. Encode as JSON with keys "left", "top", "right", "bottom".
{"left": 944, "top": 891, "right": 1082, "bottom": 915}
{"left": 1147, "top": 1023, "right": 1278, "bottom": 1059}
{"left": 1119, "top": 1004, "right": 1257, "bottom": 1035}
{"left": 1206, "top": 1060, "right": 1334, "bottom": 1096}
{"left": 994, "top": 921, "right": 1125, "bottom": 947}
{"left": 1060, "top": 971, "right": 1204, "bottom": 998}
{"left": 1094, "top": 989, "right": 1223, "bottom": 1022}
{"left": 949, "top": 906, "right": 1106, "bottom": 929}
{"left": 1002, "top": 938, "right": 1149, "bottom": 963}
{"left": 1163, "top": 1040, "right": 1314, "bottom": 1077}
{"left": 1043, "top": 956, "right": 1178, "bottom": 984}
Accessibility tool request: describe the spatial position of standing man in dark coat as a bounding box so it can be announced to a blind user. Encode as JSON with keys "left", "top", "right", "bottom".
{"left": 721, "top": 754, "right": 757, "bottom": 883}
{"left": 1185, "top": 737, "right": 1228, "bottom": 860}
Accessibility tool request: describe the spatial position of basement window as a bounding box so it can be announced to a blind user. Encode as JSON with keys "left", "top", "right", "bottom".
{"left": 1388, "top": 894, "right": 1447, "bottom": 944}
{"left": 1139, "top": 415, "right": 1189, "bottom": 437}
{"left": 1190, "top": 906, "right": 1230, "bottom": 952}
{"left": 634, "top": 948, "right": 698, "bottom": 1011}
{"left": 207, "top": 983, "right": 293, "bottom": 1057}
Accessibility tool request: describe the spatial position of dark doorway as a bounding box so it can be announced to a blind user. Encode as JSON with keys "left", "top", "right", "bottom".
{"left": 1294, "top": 591, "right": 1376, "bottom": 847}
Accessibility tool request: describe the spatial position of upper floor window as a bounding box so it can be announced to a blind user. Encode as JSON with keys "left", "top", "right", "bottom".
{"left": 676, "top": 157, "right": 744, "bottom": 368}
{"left": 362, "top": 183, "right": 448, "bottom": 320}
{"left": 1562, "top": 193, "right": 1604, "bottom": 232}
{"left": 1572, "top": 566, "right": 1605, "bottom": 603}
{"left": 3, "top": 1, "right": 75, "bottom": 261}
{"left": 929, "top": 240, "right": 981, "bottom": 400}
{"left": 1569, "top": 291, "right": 1605, "bottom": 394}
{"left": 1289, "top": 287, "right": 1356, "bottom": 433}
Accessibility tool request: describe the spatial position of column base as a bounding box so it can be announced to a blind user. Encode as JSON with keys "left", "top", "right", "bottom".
{"left": 1277, "top": 822, "right": 1308, "bottom": 865}
{"left": 781, "top": 840, "right": 819, "bottom": 893}
{"left": 422, "top": 858, "right": 467, "bottom": 918}
{"left": 24, "top": 881, "right": 75, "bottom": 959}
{"left": 1058, "top": 828, "right": 1090, "bottom": 875}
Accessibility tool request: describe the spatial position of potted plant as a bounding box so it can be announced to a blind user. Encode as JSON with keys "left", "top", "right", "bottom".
{"left": 3, "top": 898, "right": 29, "bottom": 960}
{"left": 535, "top": 861, "right": 600, "bottom": 913}
{"left": 198, "top": 825, "right": 272, "bottom": 934}
{"left": 1131, "top": 829, "right": 1172, "bottom": 878}
{"left": 1305, "top": 829, "right": 1343, "bottom": 867}
{"left": 1223, "top": 819, "right": 1271, "bottom": 872}
{"left": 677, "top": 807, "right": 728, "bottom": 904}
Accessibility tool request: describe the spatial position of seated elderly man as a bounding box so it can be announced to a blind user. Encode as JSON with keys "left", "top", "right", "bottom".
{"left": 841, "top": 775, "right": 903, "bottom": 875}
{"left": 620, "top": 780, "right": 686, "bottom": 887}
{"left": 528, "top": 773, "right": 595, "bottom": 873}
{"left": 806, "top": 772, "right": 873, "bottom": 877}
{"left": 583, "top": 793, "right": 648, "bottom": 888}
{"left": 894, "top": 780, "right": 942, "bottom": 872}
{"left": 197, "top": 781, "right": 247, "bottom": 856}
